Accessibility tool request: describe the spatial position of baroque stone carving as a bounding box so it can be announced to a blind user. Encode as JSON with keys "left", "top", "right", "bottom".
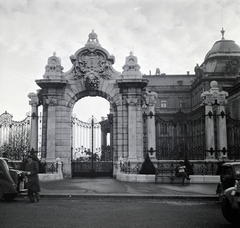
{"left": 70, "top": 31, "right": 115, "bottom": 90}
{"left": 126, "top": 98, "right": 138, "bottom": 106}
{"left": 45, "top": 98, "right": 58, "bottom": 106}
{"left": 43, "top": 52, "right": 64, "bottom": 79}
{"left": 122, "top": 51, "right": 142, "bottom": 78}
{"left": 71, "top": 49, "right": 114, "bottom": 90}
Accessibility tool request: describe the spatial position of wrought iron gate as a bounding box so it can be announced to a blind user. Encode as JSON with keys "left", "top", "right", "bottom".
{"left": 154, "top": 110, "right": 206, "bottom": 160}
{"left": 226, "top": 115, "right": 240, "bottom": 160}
{"left": 71, "top": 145, "right": 113, "bottom": 177}
{"left": 71, "top": 116, "right": 113, "bottom": 177}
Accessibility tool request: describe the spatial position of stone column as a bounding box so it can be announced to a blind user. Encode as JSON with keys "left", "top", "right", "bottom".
{"left": 201, "top": 81, "right": 228, "bottom": 160}
{"left": 45, "top": 97, "right": 58, "bottom": 163}
{"left": 146, "top": 91, "right": 158, "bottom": 160}
{"left": 205, "top": 105, "right": 215, "bottom": 159}
{"left": 28, "top": 92, "right": 39, "bottom": 152}
{"left": 126, "top": 97, "right": 138, "bottom": 161}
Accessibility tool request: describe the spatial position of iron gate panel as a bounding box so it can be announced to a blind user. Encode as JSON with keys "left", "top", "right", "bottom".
{"left": 71, "top": 146, "right": 113, "bottom": 177}
{"left": 155, "top": 111, "right": 206, "bottom": 160}
{"left": 226, "top": 115, "right": 240, "bottom": 160}
{"left": 72, "top": 161, "right": 113, "bottom": 177}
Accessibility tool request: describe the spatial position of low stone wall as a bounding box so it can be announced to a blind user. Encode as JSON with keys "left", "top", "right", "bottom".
{"left": 39, "top": 173, "right": 63, "bottom": 181}
{"left": 116, "top": 173, "right": 220, "bottom": 184}
{"left": 116, "top": 173, "right": 155, "bottom": 183}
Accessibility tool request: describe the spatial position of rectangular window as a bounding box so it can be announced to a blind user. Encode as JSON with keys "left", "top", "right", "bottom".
{"left": 180, "top": 100, "right": 186, "bottom": 108}
{"left": 160, "top": 100, "right": 167, "bottom": 108}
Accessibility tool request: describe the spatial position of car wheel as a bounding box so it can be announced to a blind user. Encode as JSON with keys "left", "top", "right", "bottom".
{"left": 0, "top": 185, "right": 3, "bottom": 200}
{"left": 222, "top": 197, "right": 240, "bottom": 225}
{"left": 3, "top": 193, "right": 17, "bottom": 201}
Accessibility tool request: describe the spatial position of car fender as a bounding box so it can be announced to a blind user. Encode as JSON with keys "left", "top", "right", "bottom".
{"left": 223, "top": 187, "right": 235, "bottom": 201}
{"left": 0, "top": 179, "right": 18, "bottom": 194}
{"left": 223, "top": 185, "right": 240, "bottom": 210}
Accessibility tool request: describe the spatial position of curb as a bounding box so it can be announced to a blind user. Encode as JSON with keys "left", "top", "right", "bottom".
{"left": 19, "top": 194, "right": 219, "bottom": 201}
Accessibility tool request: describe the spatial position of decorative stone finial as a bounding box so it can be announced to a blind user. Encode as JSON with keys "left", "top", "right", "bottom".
{"left": 221, "top": 28, "right": 225, "bottom": 40}
{"left": 122, "top": 52, "right": 142, "bottom": 79}
{"left": 201, "top": 80, "right": 228, "bottom": 106}
{"left": 43, "top": 52, "right": 64, "bottom": 79}
{"left": 85, "top": 30, "right": 101, "bottom": 47}
{"left": 210, "top": 80, "right": 218, "bottom": 88}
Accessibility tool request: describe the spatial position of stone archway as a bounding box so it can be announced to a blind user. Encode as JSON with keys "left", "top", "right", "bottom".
{"left": 29, "top": 31, "right": 150, "bottom": 177}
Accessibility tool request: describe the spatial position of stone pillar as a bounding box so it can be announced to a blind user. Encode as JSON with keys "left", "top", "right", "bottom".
{"left": 117, "top": 51, "right": 149, "bottom": 166}
{"left": 28, "top": 92, "right": 39, "bottom": 152}
{"left": 201, "top": 81, "right": 228, "bottom": 160}
{"left": 126, "top": 97, "right": 138, "bottom": 161}
{"left": 45, "top": 97, "right": 58, "bottom": 163}
{"left": 146, "top": 91, "right": 158, "bottom": 160}
{"left": 205, "top": 105, "right": 215, "bottom": 159}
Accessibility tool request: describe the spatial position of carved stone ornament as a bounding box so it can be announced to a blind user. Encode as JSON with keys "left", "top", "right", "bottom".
{"left": 70, "top": 31, "right": 115, "bottom": 90}
{"left": 122, "top": 51, "right": 142, "bottom": 78}
{"left": 28, "top": 92, "right": 39, "bottom": 106}
{"left": 126, "top": 98, "right": 138, "bottom": 106}
{"left": 71, "top": 49, "right": 113, "bottom": 89}
{"left": 45, "top": 98, "right": 58, "bottom": 106}
{"left": 201, "top": 81, "right": 228, "bottom": 106}
{"left": 43, "top": 52, "right": 64, "bottom": 79}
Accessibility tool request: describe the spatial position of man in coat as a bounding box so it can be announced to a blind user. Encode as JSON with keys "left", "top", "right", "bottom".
{"left": 25, "top": 155, "right": 41, "bottom": 203}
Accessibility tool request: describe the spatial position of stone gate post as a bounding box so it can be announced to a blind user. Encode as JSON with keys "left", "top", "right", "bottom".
{"left": 201, "top": 81, "right": 228, "bottom": 159}
{"left": 36, "top": 53, "right": 68, "bottom": 165}
{"left": 28, "top": 92, "right": 39, "bottom": 152}
{"left": 117, "top": 52, "right": 148, "bottom": 166}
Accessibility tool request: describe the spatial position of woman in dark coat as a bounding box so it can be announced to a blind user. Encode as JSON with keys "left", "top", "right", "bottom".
{"left": 25, "top": 155, "right": 41, "bottom": 203}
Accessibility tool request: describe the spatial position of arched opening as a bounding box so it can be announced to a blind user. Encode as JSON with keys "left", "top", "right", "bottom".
{"left": 71, "top": 96, "right": 112, "bottom": 177}
{"left": 73, "top": 96, "right": 110, "bottom": 122}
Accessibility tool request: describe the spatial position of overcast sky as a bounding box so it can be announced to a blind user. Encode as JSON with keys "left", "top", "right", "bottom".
{"left": 0, "top": 0, "right": 240, "bottom": 121}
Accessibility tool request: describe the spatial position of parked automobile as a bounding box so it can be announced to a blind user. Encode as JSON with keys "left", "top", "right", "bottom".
{"left": 216, "top": 162, "right": 240, "bottom": 201}
{"left": 0, "top": 158, "right": 27, "bottom": 201}
{"left": 221, "top": 180, "right": 240, "bottom": 225}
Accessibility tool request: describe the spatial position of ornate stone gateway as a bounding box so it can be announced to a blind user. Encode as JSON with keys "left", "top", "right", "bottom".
{"left": 29, "top": 31, "right": 149, "bottom": 177}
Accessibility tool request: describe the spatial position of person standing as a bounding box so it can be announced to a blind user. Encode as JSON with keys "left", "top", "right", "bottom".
{"left": 25, "top": 155, "right": 41, "bottom": 203}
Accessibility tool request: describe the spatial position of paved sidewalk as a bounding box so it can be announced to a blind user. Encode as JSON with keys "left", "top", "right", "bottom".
{"left": 38, "top": 178, "right": 219, "bottom": 199}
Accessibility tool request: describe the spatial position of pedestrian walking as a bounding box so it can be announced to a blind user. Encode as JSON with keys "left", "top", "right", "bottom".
{"left": 25, "top": 155, "right": 41, "bottom": 203}
{"left": 175, "top": 161, "right": 191, "bottom": 185}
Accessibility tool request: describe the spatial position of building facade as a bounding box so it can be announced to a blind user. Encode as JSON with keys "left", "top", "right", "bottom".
{"left": 2, "top": 29, "right": 239, "bottom": 177}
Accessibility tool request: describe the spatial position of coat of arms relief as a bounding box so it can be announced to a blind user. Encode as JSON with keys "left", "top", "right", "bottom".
{"left": 71, "top": 49, "right": 113, "bottom": 90}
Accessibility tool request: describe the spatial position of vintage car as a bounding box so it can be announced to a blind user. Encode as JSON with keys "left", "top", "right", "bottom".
{"left": 222, "top": 180, "right": 240, "bottom": 225}
{"left": 0, "top": 158, "right": 26, "bottom": 201}
{"left": 216, "top": 162, "right": 240, "bottom": 201}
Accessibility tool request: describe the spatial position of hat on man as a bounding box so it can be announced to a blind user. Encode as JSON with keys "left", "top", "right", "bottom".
{"left": 27, "top": 155, "right": 33, "bottom": 159}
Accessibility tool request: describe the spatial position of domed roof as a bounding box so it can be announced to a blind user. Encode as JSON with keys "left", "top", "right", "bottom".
{"left": 204, "top": 29, "right": 240, "bottom": 61}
